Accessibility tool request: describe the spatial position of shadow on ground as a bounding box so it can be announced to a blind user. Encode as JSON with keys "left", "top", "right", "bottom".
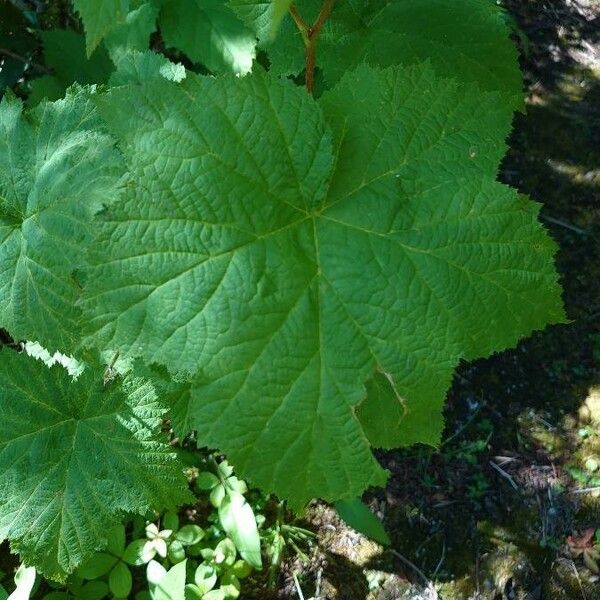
{"left": 280, "top": 2, "right": 600, "bottom": 599}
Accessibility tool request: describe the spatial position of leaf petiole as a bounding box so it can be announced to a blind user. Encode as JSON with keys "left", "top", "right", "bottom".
{"left": 289, "top": 0, "right": 336, "bottom": 93}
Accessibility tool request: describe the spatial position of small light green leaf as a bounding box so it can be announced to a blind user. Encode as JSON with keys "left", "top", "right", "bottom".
{"left": 183, "top": 584, "right": 203, "bottom": 600}
{"left": 149, "top": 560, "right": 187, "bottom": 600}
{"left": 220, "top": 574, "right": 241, "bottom": 599}
{"left": 335, "top": 498, "right": 390, "bottom": 546}
{"left": 176, "top": 525, "right": 205, "bottom": 546}
{"left": 219, "top": 491, "right": 262, "bottom": 569}
{"left": 123, "top": 540, "right": 156, "bottom": 566}
{"left": 231, "top": 560, "right": 252, "bottom": 579}
{"left": 210, "top": 484, "right": 226, "bottom": 508}
{"left": 108, "top": 562, "right": 132, "bottom": 599}
{"left": 217, "top": 461, "right": 234, "bottom": 479}
{"left": 7, "top": 564, "right": 36, "bottom": 600}
{"left": 146, "top": 560, "right": 167, "bottom": 586}
{"left": 167, "top": 540, "right": 186, "bottom": 564}
{"left": 196, "top": 472, "right": 220, "bottom": 491}
{"left": 194, "top": 564, "right": 217, "bottom": 594}
{"left": 159, "top": 0, "right": 256, "bottom": 74}
{"left": 203, "top": 590, "right": 226, "bottom": 600}
{"left": 214, "top": 539, "right": 237, "bottom": 567}
{"left": 226, "top": 476, "right": 248, "bottom": 494}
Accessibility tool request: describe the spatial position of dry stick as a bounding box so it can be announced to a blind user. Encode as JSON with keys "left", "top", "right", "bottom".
{"left": 541, "top": 214, "right": 588, "bottom": 235}
{"left": 0, "top": 47, "right": 53, "bottom": 74}
{"left": 489, "top": 459, "right": 519, "bottom": 491}
{"left": 292, "top": 572, "right": 305, "bottom": 600}
{"left": 389, "top": 548, "right": 438, "bottom": 599}
{"left": 289, "top": 0, "right": 336, "bottom": 94}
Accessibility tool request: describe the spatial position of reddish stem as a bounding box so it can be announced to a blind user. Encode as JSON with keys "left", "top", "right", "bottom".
{"left": 288, "top": 0, "right": 336, "bottom": 94}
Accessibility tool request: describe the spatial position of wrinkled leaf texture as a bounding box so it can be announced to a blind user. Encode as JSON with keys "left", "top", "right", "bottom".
{"left": 84, "top": 62, "right": 564, "bottom": 509}
{"left": 0, "top": 350, "right": 191, "bottom": 580}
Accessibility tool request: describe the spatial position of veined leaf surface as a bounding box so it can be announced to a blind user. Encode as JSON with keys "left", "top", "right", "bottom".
{"left": 0, "top": 350, "right": 191, "bottom": 579}
{"left": 0, "top": 88, "right": 122, "bottom": 352}
{"left": 84, "top": 65, "right": 563, "bottom": 507}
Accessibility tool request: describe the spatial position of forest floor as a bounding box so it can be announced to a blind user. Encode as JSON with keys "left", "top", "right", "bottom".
{"left": 270, "top": 2, "right": 600, "bottom": 599}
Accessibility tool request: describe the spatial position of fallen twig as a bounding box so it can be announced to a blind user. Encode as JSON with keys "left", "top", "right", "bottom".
{"left": 389, "top": 548, "right": 439, "bottom": 599}
{"left": 489, "top": 459, "right": 519, "bottom": 491}
{"left": 542, "top": 214, "right": 588, "bottom": 235}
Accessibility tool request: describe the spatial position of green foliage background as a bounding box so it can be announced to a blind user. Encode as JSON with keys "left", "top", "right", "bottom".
{"left": 0, "top": 0, "right": 567, "bottom": 582}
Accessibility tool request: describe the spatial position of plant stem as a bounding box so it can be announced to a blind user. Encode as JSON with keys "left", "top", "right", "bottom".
{"left": 0, "top": 47, "right": 53, "bottom": 75}
{"left": 289, "top": 0, "right": 336, "bottom": 94}
{"left": 289, "top": 5, "right": 309, "bottom": 45}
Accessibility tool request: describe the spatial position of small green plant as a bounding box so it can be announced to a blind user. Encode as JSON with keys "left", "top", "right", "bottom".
{"left": 35, "top": 459, "right": 263, "bottom": 599}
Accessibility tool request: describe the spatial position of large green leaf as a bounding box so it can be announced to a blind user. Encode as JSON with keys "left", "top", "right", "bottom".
{"left": 84, "top": 65, "right": 563, "bottom": 507}
{"left": 0, "top": 350, "right": 191, "bottom": 579}
{"left": 261, "top": 0, "right": 522, "bottom": 103}
{"left": 0, "top": 88, "right": 123, "bottom": 352}
{"left": 159, "top": 0, "right": 256, "bottom": 74}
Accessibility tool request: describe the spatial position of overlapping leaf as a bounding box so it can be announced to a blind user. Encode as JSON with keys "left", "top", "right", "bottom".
{"left": 159, "top": 0, "right": 256, "bottom": 74}
{"left": 247, "top": 0, "right": 522, "bottom": 105}
{"left": 28, "top": 30, "right": 113, "bottom": 106}
{"left": 0, "top": 88, "right": 123, "bottom": 351}
{"left": 229, "top": 0, "right": 293, "bottom": 41}
{"left": 104, "top": 2, "right": 158, "bottom": 59}
{"left": 83, "top": 64, "right": 563, "bottom": 507}
{"left": 0, "top": 350, "right": 191, "bottom": 579}
{"left": 73, "top": 0, "right": 130, "bottom": 55}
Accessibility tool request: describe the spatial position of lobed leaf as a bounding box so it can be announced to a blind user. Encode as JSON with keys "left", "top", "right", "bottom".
{"left": 229, "top": 0, "right": 293, "bottom": 41}
{"left": 0, "top": 350, "right": 191, "bottom": 579}
{"left": 83, "top": 64, "right": 563, "bottom": 508}
{"left": 0, "top": 88, "right": 123, "bottom": 352}
{"left": 104, "top": 2, "right": 159, "bottom": 60}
